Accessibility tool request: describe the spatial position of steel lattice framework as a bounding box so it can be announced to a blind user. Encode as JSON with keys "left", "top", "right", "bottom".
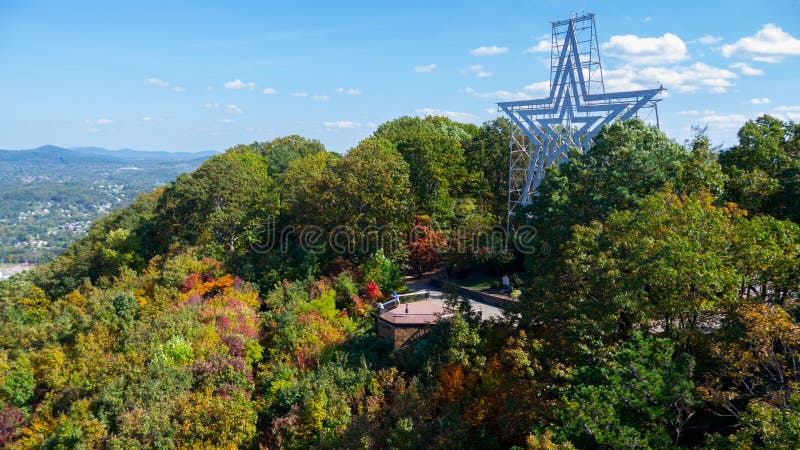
{"left": 499, "top": 13, "right": 663, "bottom": 219}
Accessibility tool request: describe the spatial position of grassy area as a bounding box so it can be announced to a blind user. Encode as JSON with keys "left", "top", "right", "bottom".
{"left": 457, "top": 274, "right": 499, "bottom": 290}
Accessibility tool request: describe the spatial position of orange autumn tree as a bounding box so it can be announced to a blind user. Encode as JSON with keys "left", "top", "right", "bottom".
{"left": 408, "top": 214, "right": 447, "bottom": 276}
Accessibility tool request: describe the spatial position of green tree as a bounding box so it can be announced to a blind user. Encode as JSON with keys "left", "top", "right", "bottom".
{"left": 520, "top": 120, "right": 721, "bottom": 306}
{"left": 280, "top": 150, "right": 341, "bottom": 225}
{"left": 526, "top": 189, "right": 742, "bottom": 357}
{"left": 463, "top": 117, "right": 513, "bottom": 218}
{"left": 362, "top": 249, "right": 404, "bottom": 294}
{"left": 374, "top": 116, "right": 475, "bottom": 223}
{"left": 731, "top": 214, "right": 800, "bottom": 304}
{"left": 310, "top": 137, "right": 412, "bottom": 260}
{"left": 156, "top": 149, "right": 279, "bottom": 257}
{"left": 719, "top": 115, "right": 800, "bottom": 219}
{"left": 2, "top": 356, "right": 34, "bottom": 407}
{"left": 259, "top": 135, "right": 327, "bottom": 177}
{"left": 562, "top": 333, "right": 697, "bottom": 448}
{"left": 704, "top": 394, "right": 800, "bottom": 449}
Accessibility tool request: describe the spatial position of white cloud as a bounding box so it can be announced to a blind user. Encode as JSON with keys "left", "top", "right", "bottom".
{"left": 750, "top": 97, "right": 771, "bottom": 105}
{"left": 523, "top": 40, "right": 550, "bottom": 53}
{"left": 469, "top": 45, "right": 509, "bottom": 56}
{"left": 414, "top": 64, "right": 437, "bottom": 72}
{"left": 145, "top": 78, "right": 187, "bottom": 92}
{"left": 696, "top": 34, "right": 723, "bottom": 45}
{"left": 85, "top": 118, "right": 115, "bottom": 125}
{"left": 702, "top": 113, "right": 748, "bottom": 129}
{"left": 644, "top": 16, "right": 653, "bottom": 22}
{"left": 523, "top": 81, "right": 550, "bottom": 96}
{"left": 721, "top": 24, "right": 800, "bottom": 62}
{"left": 224, "top": 104, "right": 243, "bottom": 114}
{"left": 462, "top": 86, "right": 529, "bottom": 101}
{"left": 775, "top": 105, "right": 800, "bottom": 121}
{"left": 84, "top": 117, "right": 115, "bottom": 132}
{"left": 206, "top": 85, "right": 214, "bottom": 91}
{"left": 602, "top": 67, "right": 648, "bottom": 91}
{"left": 204, "top": 102, "right": 220, "bottom": 109}
{"left": 262, "top": 87, "right": 277, "bottom": 95}
{"left": 141, "top": 116, "right": 153, "bottom": 121}
{"left": 416, "top": 108, "right": 477, "bottom": 122}
{"left": 290, "top": 92, "right": 308, "bottom": 97}
{"left": 336, "top": 87, "right": 362, "bottom": 95}
{"left": 602, "top": 33, "right": 689, "bottom": 64}
{"left": 678, "top": 110, "right": 700, "bottom": 116}
{"left": 604, "top": 62, "right": 737, "bottom": 94}
{"left": 217, "top": 118, "right": 235, "bottom": 124}
{"left": 312, "top": 94, "right": 330, "bottom": 102}
{"left": 730, "top": 62, "right": 764, "bottom": 76}
{"left": 224, "top": 79, "right": 256, "bottom": 90}
{"left": 323, "top": 121, "right": 360, "bottom": 129}
{"left": 145, "top": 77, "right": 169, "bottom": 88}
{"left": 461, "top": 64, "right": 493, "bottom": 78}
{"left": 670, "top": 62, "right": 737, "bottom": 92}
{"left": 485, "top": 107, "right": 499, "bottom": 115}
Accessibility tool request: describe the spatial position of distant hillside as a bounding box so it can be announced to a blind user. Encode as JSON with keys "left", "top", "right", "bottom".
{"left": 0, "top": 145, "right": 118, "bottom": 164}
{"left": 0, "top": 145, "right": 219, "bottom": 162}
{"left": 68, "top": 146, "right": 219, "bottom": 161}
{"left": 0, "top": 145, "right": 217, "bottom": 264}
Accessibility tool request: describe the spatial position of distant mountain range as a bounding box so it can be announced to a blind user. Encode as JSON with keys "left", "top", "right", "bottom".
{"left": 0, "top": 145, "right": 220, "bottom": 163}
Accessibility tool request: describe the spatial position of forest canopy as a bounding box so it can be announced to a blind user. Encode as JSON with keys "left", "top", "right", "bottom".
{"left": 1, "top": 115, "right": 799, "bottom": 448}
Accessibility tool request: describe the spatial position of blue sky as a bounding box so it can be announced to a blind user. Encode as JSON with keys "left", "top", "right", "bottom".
{"left": 1, "top": 0, "right": 799, "bottom": 153}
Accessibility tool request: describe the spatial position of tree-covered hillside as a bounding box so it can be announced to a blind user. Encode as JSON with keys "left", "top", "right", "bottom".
{"left": 1, "top": 115, "right": 799, "bottom": 448}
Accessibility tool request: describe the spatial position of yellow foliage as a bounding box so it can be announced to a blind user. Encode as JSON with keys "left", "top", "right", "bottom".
{"left": 18, "top": 285, "right": 49, "bottom": 310}
{"left": 0, "top": 351, "right": 8, "bottom": 387}
{"left": 705, "top": 301, "right": 800, "bottom": 409}
{"left": 33, "top": 345, "right": 67, "bottom": 389}
{"left": 63, "top": 289, "right": 86, "bottom": 308}
{"left": 12, "top": 412, "right": 56, "bottom": 449}
{"left": 193, "top": 323, "right": 223, "bottom": 360}
{"left": 172, "top": 391, "right": 257, "bottom": 449}
{"left": 525, "top": 429, "right": 575, "bottom": 449}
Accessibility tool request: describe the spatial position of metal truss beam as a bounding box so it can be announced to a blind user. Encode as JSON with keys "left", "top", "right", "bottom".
{"left": 500, "top": 13, "right": 663, "bottom": 218}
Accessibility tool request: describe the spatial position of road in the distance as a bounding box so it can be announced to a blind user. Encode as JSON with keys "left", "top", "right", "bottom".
{"left": 0, "top": 264, "right": 35, "bottom": 280}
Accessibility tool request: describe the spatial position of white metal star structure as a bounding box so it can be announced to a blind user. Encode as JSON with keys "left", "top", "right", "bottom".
{"left": 499, "top": 15, "right": 663, "bottom": 206}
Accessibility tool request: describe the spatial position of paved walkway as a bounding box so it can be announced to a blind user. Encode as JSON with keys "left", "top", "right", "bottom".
{"left": 404, "top": 279, "right": 505, "bottom": 321}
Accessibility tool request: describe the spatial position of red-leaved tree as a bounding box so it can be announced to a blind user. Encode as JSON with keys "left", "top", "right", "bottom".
{"left": 408, "top": 214, "right": 447, "bottom": 276}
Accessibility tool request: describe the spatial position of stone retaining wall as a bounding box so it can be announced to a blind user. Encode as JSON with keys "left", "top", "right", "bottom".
{"left": 429, "top": 278, "right": 515, "bottom": 309}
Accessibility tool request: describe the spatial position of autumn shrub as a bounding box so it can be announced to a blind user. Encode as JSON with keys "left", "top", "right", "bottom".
{"left": 362, "top": 249, "right": 404, "bottom": 294}
{"left": 0, "top": 403, "right": 24, "bottom": 446}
